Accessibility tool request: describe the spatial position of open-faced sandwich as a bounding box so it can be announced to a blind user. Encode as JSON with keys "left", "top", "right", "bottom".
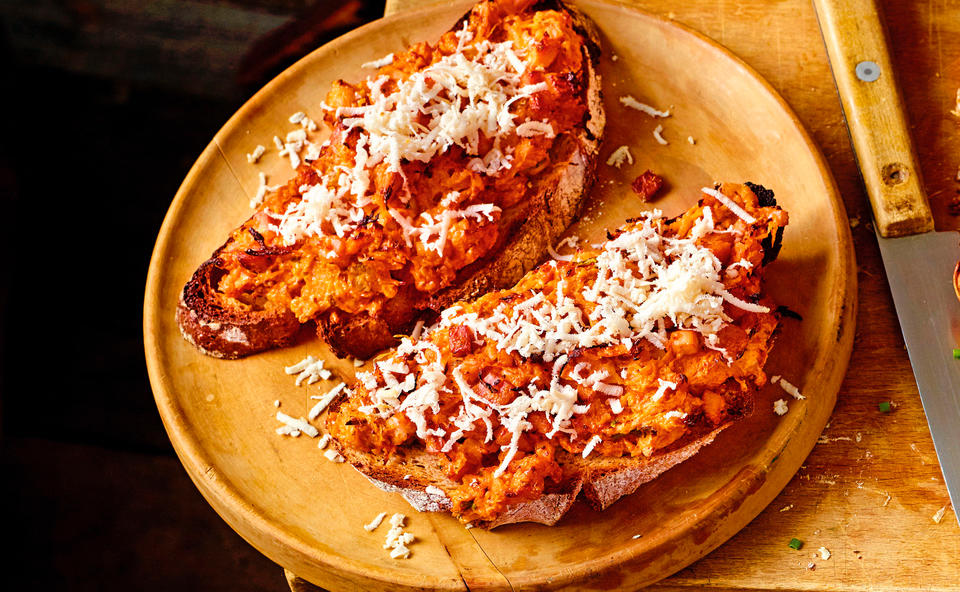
{"left": 177, "top": 0, "right": 605, "bottom": 360}
{"left": 324, "top": 183, "right": 788, "bottom": 527}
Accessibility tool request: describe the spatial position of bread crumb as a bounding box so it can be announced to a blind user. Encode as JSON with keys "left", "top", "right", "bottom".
{"left": 779, "top": 504, "right": 793, "bottom": 512}
{"left": 855, "top": 432, "right": 862, "bottom": 442}
{"left": 807, "top": 562, "right": 816, "bottom": 570}
{"left": 611, "top": 54, "right": 619, "bottom": 62}
{"left": 849, "top": 216, "right": 860, "bottom": 228}
{"left": 818, "top": 547, "right": 831, "bottom": 560}
{"left": 687, "top": 136, "right": 695, "bottom": 145}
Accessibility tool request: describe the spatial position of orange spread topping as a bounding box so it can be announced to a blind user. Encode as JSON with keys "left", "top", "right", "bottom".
{"left": 326, "top": 184, "right": 789, "bottom": 523}
{"left": 210, "top": 0, "right": 591, "bottom": 326}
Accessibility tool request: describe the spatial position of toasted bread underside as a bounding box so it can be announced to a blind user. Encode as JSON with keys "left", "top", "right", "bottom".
{"left": 177, "top": 0, "right": 605, "bottom": 360}
{"left": 332, "top": 422, "right": 731, "bottom": 529}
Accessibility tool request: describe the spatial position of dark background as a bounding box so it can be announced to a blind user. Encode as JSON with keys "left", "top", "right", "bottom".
{"left": 0, "top": 1, "right": 382, "bottom": 589}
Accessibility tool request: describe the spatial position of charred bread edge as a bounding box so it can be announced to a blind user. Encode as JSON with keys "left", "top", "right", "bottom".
{"left": 177, "top": 0, "right": 605, "bottom": 360}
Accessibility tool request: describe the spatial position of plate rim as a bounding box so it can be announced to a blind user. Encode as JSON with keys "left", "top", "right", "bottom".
{"left": 143, "top": 0, "right": 858, "bottom": 589}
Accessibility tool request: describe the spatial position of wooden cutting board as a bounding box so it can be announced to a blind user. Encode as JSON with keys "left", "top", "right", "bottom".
{"left": 143, "top": 1, "right": 857, "bottom": 589}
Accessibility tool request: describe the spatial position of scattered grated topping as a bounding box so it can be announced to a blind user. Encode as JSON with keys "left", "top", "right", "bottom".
{"left": 773, "top": 375, "right": 805, "bottom": 400}
{"left": 324, "top": 449, "right": 345, "bottom": 462}
{"left": 702, "top": 187, "right": 756, "bottom": 224}
{"left": 547, "top": 236, "right": 579, "bottom": 261}
{"left": 608, "top": 398, "right": 623, "bottom": 414}
{"left": 251, "top": 172, "right": 282, "bottom": 209}
{"left": 285, "top": 355, "right": 331, "bottom": 386}
{"left": 582, "top": 434, "right": 602, "bottom": 458}
{"left": 309, "top": 382, "right": 347, "bottom": 420}
{"left": 274, "top": 399, "right": 281, "bottom": 407}
{"left": 619, "top": 95, "right": 671, "bottom": 118}
{"left": 652, "top": 124, "right": 668, "bottom": 145}
{"left": 774, "top": 399, "right": 789, "bottom": 415}
{"left": 818, "top": 547, "right": 831, "bottom": 560}
{"left": 263, "top": 29, "right": 551, "bottom": 250}
{"left": 276, "top": 412, "right": 319, "bottom": 437}
{"left": 779, "top": 504, "right": 793, "bottom": 512}
{"left": 687, "top": 136, "right": 695, "bottom": 145}
{"left": 606, "top": 145, "right": 634, "bottom": 168}
{"left": 384, "top": 513, "right": 415, "bottom": 559}
{"left": 317, "top": 433, "right": 331, "bottom": 449}
{"left": 246, "top": 144, "right": 266, "bottom": 163}
{"left": 361, "top": 53, "right": 395, "bottom": 69}
{"left": 951, "top": 88, "right": 960, "bottom": 118}
{"left": 347, "top": 197, "right": 779, "bottom": 481}
{"left": 364, "top": 511, "right": 389, "bottom": 532}
{"left": 276, "top": 425, "right": 301, "bottom": 437}
{"left": 289, "top": 111, "right": 306, "bottom": 124}
{"left": 425, "top": 485, "right": 447, "bottom": 497}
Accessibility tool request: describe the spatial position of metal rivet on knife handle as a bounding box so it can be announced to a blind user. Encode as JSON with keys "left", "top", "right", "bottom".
{"left": 855, "top": 60, "right": 880, "bottom": 82}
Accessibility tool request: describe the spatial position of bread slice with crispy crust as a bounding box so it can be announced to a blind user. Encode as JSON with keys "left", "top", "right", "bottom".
{"left": 177, "top": 0, "right": 605, "bottom": 360}
{"left": 324, "top": 183, "right": 788, "bottom": 528}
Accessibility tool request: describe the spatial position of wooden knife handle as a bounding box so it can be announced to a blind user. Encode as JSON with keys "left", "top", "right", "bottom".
{"left": 812, "top": 0, "right": 934, "bottom": 237}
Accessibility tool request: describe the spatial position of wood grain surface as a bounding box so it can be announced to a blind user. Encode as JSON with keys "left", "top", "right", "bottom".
{"left": 143, "top": 0, "right": 862, "bottom": 590}
{"left": 285, "top": 0, "right": 960, "bottom": 590}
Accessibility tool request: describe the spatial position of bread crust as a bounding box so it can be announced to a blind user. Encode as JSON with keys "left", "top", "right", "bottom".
{"left": 178, "top": 0, "right": 605, "bottom": 360}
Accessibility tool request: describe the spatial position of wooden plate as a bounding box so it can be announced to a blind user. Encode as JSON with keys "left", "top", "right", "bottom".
{"left": 143, "top": 1, "right": 857, "bottom": 589}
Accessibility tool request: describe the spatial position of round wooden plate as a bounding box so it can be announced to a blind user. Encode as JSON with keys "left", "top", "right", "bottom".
{"left": 144, "top": 1, "right": 857, "bottom": 590}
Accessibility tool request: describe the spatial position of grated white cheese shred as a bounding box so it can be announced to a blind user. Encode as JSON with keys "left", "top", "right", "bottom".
{"left": 246, "top": 144, "right": 265, "bottom": 164}
{"left": 276, "top": 412, "right": 319, "bottom": 438}
{"left": 324, "top": 449, "right": 345, "bottom": 462}
{"left": 775, "top": 376, "right": 805, "bottom": 400}
{"left": 317, "top": 433, "right": 331, "bottom": 449}
{"left": 582, "top": 434, "right": 602, "bottom": 458}
{"left": 352, "top": 202, "right": 773, "bottom": 477}
{"left": 285, "top": 355, "right": 329, "bottom": 386}
{"left": 619, "top": 95, "right": 671, "bottom": 118}
{"left": 701, "top": 187, "right": 756, "bottom": 224}
{"left": 774, "top": 399, "right": 789, "bottom": 416}
{"left": 384, "top": 513, "right": 415, "bottom": 559}
{"left": 361, "top": 53, "right": 394, "bottom": 69}
{"left": 606, "top": 145, "right": 634, "bottom": 168}
{"left": 364, "top": 511, "right": 389, "bottom": 532}
{"left": 309, "top": 382, "right": 347, "bottom": 420}
{"left": 652, "top": 124, "right": 668, "bottom": 145}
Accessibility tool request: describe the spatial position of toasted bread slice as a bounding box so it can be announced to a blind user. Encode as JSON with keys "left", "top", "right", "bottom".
{"left": 324, "top": 183, "right": 788, "bottom": 527}
{"left": 177, "top": 0, "right": 605, "bottom": 360}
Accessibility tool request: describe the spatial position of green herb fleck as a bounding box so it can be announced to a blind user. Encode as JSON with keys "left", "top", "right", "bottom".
{"left": 788, "top": 538, "right": 804, "bottom": 550}
{"left": 878, "top": 401, "right": 892, "bottom": 413}
{"left": 953, "top": 348, "right": 960, "bottom": 359}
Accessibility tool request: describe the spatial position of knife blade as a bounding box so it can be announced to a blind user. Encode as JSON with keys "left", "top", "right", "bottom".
{"left": 812, "top": 0, "right": 960, "bottom": 523}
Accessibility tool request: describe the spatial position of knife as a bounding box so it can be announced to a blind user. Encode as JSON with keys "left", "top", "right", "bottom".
{"left": 812, "top": 0, "right": 960, "bottom": 524}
